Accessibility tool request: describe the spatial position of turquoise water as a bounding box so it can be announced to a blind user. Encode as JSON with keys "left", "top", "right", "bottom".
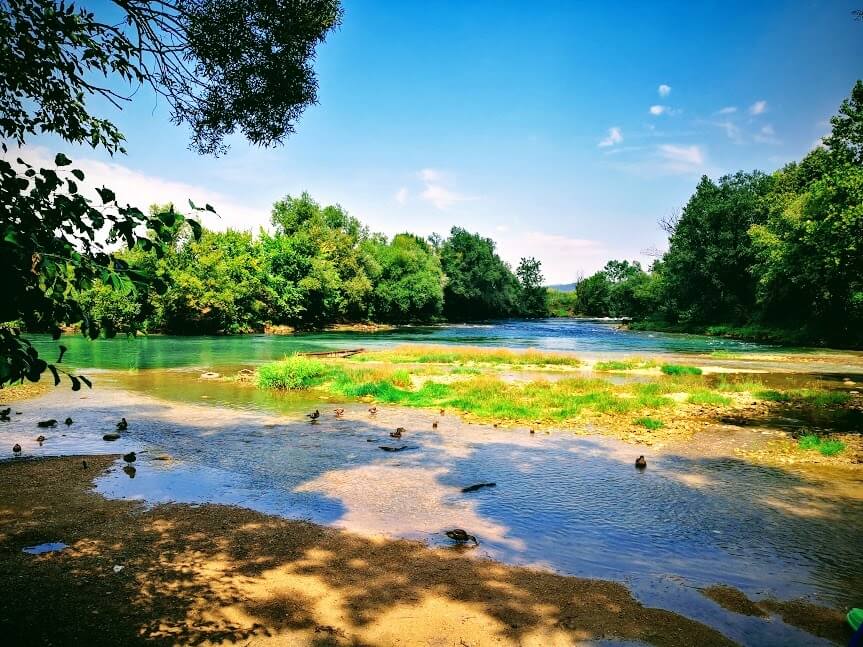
{"left": 30, "top": 318, "right": 772, "bottom": 371}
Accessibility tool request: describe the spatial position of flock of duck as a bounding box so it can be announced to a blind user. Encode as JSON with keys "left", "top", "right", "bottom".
{"left": 3, "top": 401, "right": 648, "bottom": 548}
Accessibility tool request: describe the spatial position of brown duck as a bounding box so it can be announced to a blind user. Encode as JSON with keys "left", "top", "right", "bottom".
{"left": 445, "top": 529, "right": 478, "bottom": 545}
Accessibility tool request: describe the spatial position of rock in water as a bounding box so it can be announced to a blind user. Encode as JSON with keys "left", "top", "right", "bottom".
{"left": 461, "top": 482, "right": 497, "bottom": 493}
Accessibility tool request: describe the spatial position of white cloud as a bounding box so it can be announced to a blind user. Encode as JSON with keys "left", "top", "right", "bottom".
{"left": 494, "top": 231, "right": 607, "bottom": 284}
{"left": 658, "top": 84, "right": 671, "bottom": 97}
{"left": 657, "top": 144, "right": 706, "bottom": 174}
{"left": 417, "top": 168, "right": 443, "bottom": 182}
{"left": 754, "top": 124, "right": 780, "bottom": 144}
{"left": 394, "top": 186, "right": 408, "bottom": 205}
{"left": 749, "top": 100, "right": 768, "bottom": 115}
{"left": 18, "top": 145, "right": 266, "bottom": 231}
{"left": 649, "top": 105, "right": 668, "bottom": 116}
{"left": 713, "top": 120, "right": 742, "bottom": 142}
{"left": 598, "top": 126, "right": 623, "bottom": 147}
{"left": 415, "top": 168, "right": 475, "bottom": 210}
{"left": 717, "top": 106, "right": 737, "bottom": 115}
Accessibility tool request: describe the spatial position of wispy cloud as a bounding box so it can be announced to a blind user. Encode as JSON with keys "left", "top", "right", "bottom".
{"left": 416, "top": 168, "right": 475, "bottom": 210}
{"left": 658, "top": 84, "right": 671, "bottom": 97}
{"left": 717, "top": 106, "right": 737, "bottom": 115}
{"left": 754, "top": 124, "right": 781, "bottom": 144}
{"left": 494, "top": 230, "right": 607, "bottom": 283}
{"left": 394, "top": 186, "right": 408, "bottom": 205}
{"left": 712, "top": 119, "right": 742, "bottom": 143}
{"left": 749, "top": 100, "right": 768, "bottom": 116}
{"left": 598, "top": 126, "right": 623, "bottom": 147}
{"left": 649, "top": 105, "right": 668, "bottom": 116}
{"left": 658, "top": 144, "right": 706, "bottom": 173}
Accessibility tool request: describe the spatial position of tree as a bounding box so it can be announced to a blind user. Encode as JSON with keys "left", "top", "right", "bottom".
{"left": 0, "top": 0, "right": 342, "bottom": 387}
{"left": 368, "top": 234, "right": 445, "bottom": 322}
{"left": 823, "top": 80, "right": 863, "bottom": 164}
{"left": 440, "top": 228, "right": 520, "bottom": 320}
{"left": 574, "top": 272, "right": 611, "bottom": 317}
{"left": 516, "top": 257, "right": 548, "bottom": 318}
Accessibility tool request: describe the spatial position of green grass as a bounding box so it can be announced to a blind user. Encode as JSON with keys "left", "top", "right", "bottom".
{"left": 352, "top": 344, "right": 582, "bottom": 368}
{"left": 686, "top": 390, "right": 731, "bottom": 406}
{"left": 797, "top": 434, "right": 846, "bottom": 456}
{"left": 661, "top": 364, "right": 703, "bottom": 376}
{"left": 708, "top": 350, "right": 742, "bottom": 359}
{"left": 257, "top": 356, "right": 329, "bottom": 390}
{"left": 756, "top": 388, "right": 850, "bottom": 407}
{"left": 634, "top": 416, "right": 664, "bottom": 430}
{"left": 714, "top": 376, "right": 765, "bottom": 393}
{"left": 593, "top": 357, "right": 656, "bottom": 371}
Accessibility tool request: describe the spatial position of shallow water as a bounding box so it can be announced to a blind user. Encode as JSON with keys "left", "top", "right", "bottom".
{"left": 27, "top": 318, "right": 787, "bottom": 372}
{"left": 3, "top": 379, "right": 860, "bottom": 646}
{"left": 21, "top": 542, "right": 68, "bottom": 555}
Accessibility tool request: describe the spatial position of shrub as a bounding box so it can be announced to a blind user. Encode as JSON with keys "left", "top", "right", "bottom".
{"left": 257, "top": 356, "right": 328, "bottom": 390}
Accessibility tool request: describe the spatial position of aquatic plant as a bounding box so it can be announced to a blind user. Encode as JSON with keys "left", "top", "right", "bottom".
{"left": 797, "top": 434, "right": 846, "bottom": 456}
{"left": 352, "top": 345, "right": 582, "bottom": 368}
{"left": 593, "top": 357, "right": 656, "bottom": 371}
{"left": 257, "top": 356, "right": 329, "bottom": 390}
{"left": 756, "top": 388, "right": 850, "bottom": 406}
{"left": 661, "top": 364, "right": 703, "bottom": 376}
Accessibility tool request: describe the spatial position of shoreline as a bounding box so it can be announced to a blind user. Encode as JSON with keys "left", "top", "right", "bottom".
{"left": 0, "top": 455, "right": 850, "bottom": 646}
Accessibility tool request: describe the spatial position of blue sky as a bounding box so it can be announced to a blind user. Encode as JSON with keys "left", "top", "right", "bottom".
{"left": 23, "top": 0, "right": 863, "bottom": 283}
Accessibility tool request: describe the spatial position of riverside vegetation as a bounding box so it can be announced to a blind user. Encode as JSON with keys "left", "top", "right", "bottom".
{"left": 253, "top": 345, "right": 861, "bottom": 465}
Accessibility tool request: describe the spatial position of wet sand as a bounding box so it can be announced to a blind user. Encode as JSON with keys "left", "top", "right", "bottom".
{"left": 0, "top": 455, "right": 737, "bottom": 646}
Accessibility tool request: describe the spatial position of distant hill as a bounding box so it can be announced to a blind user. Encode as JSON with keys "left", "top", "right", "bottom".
{"left": 546, "top": 283, "right": 576, "bottom": 292}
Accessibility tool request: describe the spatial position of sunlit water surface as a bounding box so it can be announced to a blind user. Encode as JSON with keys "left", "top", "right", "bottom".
{"left": 7, "top": 320, "right": 863, "bottom": 646}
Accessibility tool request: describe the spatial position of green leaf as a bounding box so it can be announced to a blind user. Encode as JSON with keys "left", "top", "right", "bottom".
{"left": 55, "top": 153, "right": 72, "bottom": 166}
{"left": 96, "top": 187, "right": 116, "bottom": 204}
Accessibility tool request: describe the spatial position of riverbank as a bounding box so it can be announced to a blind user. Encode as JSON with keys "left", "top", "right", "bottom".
{"left": 626, "top": 320, "right": 852, "bottom": 349}
{"left": 0, "top": 455, "right": 741, "bottom": 646}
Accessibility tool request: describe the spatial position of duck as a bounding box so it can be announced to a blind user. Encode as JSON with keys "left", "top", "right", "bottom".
{"left": 432, "top": 421, "right": 438, "bottom": 429}
{"left": 12, "top": 443, "right": 21, "bottom": 454}
{"left": 445, "top": 529, "right": 478, "bottom": 545}
{"left": 37, "top": 419, "right": 57, "bottom": 428}
{"left": 81, "top": 459, "right": 88, "bottom": 469}
{"left": 635, "top": 455, "right": 647, "bottom": 469}
{"left": 529, "top": 429, "right": 535, "bottom": 435}
{"left": 123, "top": 451, "right": 136, "bottom": 464}
{"left": 0, "top": 407, "right": 10, "bottom": 417}
{"left": 368, "top": 406, "right": 377, "bottom": 416}
{"left": 461, "top": 482, "right": 496, "bottom": 493}
{"left": 35, "top": 435, "right": 46, "bottom": 443}
{"left": 439, "top": 408, "right": 446, "bottom": 416}
{"left": 389, "top": 427, "right": 406, "bottom": 438}
{"left": 307, "top": 409, "right": 320, "bottom": 421}
{"left": 334, "top": 408, "right": 345, "bottom": 418}
{"left": 123, "top": 465, "right": 137, "bottom": 479}
{"left": 116, "top": 418, "right": 128, "bottom": 431}
{"left": 64, "top": 417, "right": 73, "bottom": 426}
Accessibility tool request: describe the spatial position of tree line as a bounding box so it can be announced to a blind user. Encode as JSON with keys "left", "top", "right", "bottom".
{"left": 551, "top": 81, "right": 863, "bottom": 347}
{"left": 77, "top": 193, "right": 550, "bottom": 335}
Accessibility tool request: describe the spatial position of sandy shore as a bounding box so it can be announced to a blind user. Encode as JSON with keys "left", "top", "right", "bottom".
{"left": 0, "top": 455, "right": 744, "bottom": 646}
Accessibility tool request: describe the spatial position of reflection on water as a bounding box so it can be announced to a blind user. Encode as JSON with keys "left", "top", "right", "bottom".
{"left": 3, "top": 378, "right": 861, "bottom": 645}
{"left": 27, "top": 318, "right": 782, "bottom": 372}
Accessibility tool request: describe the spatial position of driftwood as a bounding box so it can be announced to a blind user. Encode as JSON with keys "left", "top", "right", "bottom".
{"left": 298, "top": 348, "right": 365, "bottom": 358}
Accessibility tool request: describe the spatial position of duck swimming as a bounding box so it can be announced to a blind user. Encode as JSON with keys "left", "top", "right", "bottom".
{"left": 389, "top": 427, "right": 406, "bottom": 438}
{"left": 635, "top": 455, "right": 647, "bottom": 469}
{"left": 439, "top": 409, "right": 445, "bottom": 416}
{"left": 368, "top": 406, "right": 377, "bottom": 416}
{"left": 334, "top": 408, "right": 345, "bottom": 418}
{"left": 37, "top": 419, "right": 57, "bottom": 428}
{"left": 445, "top": 529, "right": 478, "bottom": 545}
{"left": 12, "top": 443, "right": 21, "bottom": 454}
{"left": 116, "top": 418, "right": 128, "bottom": 431}
{"left": 123, "top": 451, "right": 136, "bottom": 464}
{"left": 432, "top": 421, "right": 438, "bottom": 429}
{"left": 64, "top": 417, "right": 73, "bottom": 426}
{"left": 35, "top": 435, "right": 46, "bottom": 443}
{"left": 307, "top": 410, "right": 320, "bottom": 421}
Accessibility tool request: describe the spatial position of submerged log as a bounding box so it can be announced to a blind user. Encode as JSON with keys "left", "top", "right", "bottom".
{"left": 298, "top": 348, "right": 365, "bottom": 358}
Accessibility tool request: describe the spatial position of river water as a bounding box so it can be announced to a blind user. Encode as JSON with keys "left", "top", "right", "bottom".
{"left": 8, "top": 319, "right": 863, "bottom": 645}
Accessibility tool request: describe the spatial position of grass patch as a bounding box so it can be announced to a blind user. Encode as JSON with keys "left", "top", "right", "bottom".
{"left": 593, "top": 357, "right": 656, "bottom": 372}
{"left": 661, "top": 364, "right": 703, "bottom": 376}
{"left": 353, "top": 344, "right": 582, "bottom": 368}
{"left": 451, "top": 366, "right": 482, "bottom": 375}
{"left": 708, "top": 350, "right": 742, "bottom": 360}
{"left": 257, "top": 356, "right": 329, "bottom": 390}
{"left": 714, "top": 376, "right": 765, "bottom": 393}
{"left": 756, "top": 388, "right": 850, "bottom": 407}
{"left": 634, "top": 416, "right": 664, "bottom": 430}
{"left": 798, "top": 434, "right": 846, "bottom": 456}
{"left": 686, "top": 390, "right": 731, "bottom": 406}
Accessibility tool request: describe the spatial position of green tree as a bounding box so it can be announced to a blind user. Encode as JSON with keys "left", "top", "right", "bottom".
{"left": 574, "top": 272, "right": 612, "bottom": 317}
{"left": 516, "top": 257, "right": 548, "bottom": 318}
{"left": 0, "top": 0, "right": 342, "bottom": 386}
{"left": 367, "top": 234, "right": 444, "bottom": 322}
{"left": 440, "top": 228, "right": 520, "bottom": 320}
